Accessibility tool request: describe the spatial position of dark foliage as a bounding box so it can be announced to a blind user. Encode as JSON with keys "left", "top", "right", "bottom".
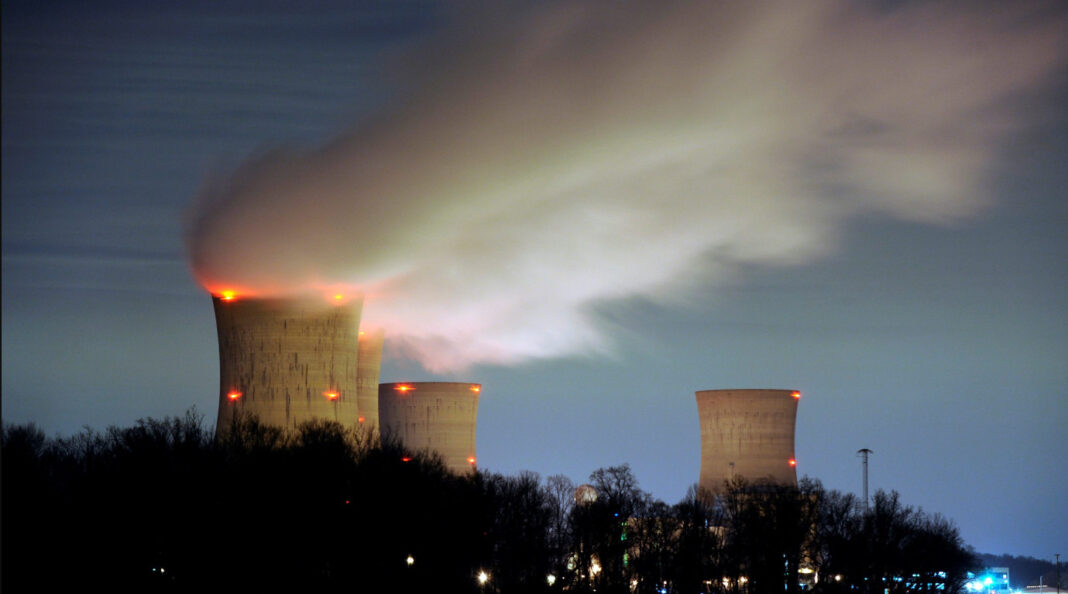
{"left": 2, "top": 414, "right": 979, "bottom": 593}
{"left": 2, "top": 412, "right": 488, "bottom": 593}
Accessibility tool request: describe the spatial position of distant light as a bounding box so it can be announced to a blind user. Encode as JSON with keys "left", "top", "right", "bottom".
{"left": 402, "top": 457, "right": 412, "bottom": 463}
{"left": 799, "top": 567, "right": 814, "bottom": 574}
{"left": 478, "top": 570, "right": 490, "bottom": 585}
{"left": 334, "top": 294, "right": 343, "bottom": 301}
{"left": 547, "top": 574, "right": 556, "bottom": 586}
{"left": 406, "top": 555, "right": 415, "bottom": 566}
{"left": 358, "top": 331, "right": 365, "bottom": 336}
{"left": 470, "top": 385, "right": 481, "bottom": 393}
{"left": 792, "top": 391, "right": 801, "bottom": 399}
{"left": 789, "top": 458, "right": 797, "bottom": 467}
{"left": 468, "top": 457, "right": 477, "bottom": 465}
{"left": 395, "top": 385, "right": 413, "bottom": 393}
{"left": 358, "top": 416, "right": 366, "bottom": 424}
{"left": 227, "top": 391, "right": 242, "bottom": 401}
{"left": 344, "top": 499, "right": 350, "bottom": 505}
{"left": 324, "top": 391, "right": 339, "bottom": 400}
{"left": 220, "top": 290, "right": 236, "bottom": 301}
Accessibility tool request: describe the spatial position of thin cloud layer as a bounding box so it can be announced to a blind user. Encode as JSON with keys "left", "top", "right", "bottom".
{"left": 185, "top": 1, "right": 1068, "bottom": 371}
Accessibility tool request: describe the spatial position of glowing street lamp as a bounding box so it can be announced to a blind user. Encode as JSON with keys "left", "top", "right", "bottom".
{"left": 478, "top": 570, "right": 490, "bottom": 586}
{"left": 406, "top": 555, "right": 415, "bottom": 567}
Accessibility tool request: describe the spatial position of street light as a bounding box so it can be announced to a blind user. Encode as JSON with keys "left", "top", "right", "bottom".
{"left": 547, "top": 574, "right": 557, "bottom": 586}
{"left": 406, "top": 555, "right": 414, "bottom": 567}
{"left": 478, "top": 570, "right": 490, "bottom": 586}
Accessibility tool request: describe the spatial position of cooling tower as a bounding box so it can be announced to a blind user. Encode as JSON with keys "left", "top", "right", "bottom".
{"left": 696, "top": 388, "right": 800, "bottom": 493}
{"left": 378, "top": 382, "right": 481, "bottom": 474}
{"left": 212, "top": 295, "right": 364, "bottom": 435}
{"left": 356, "top": 328, "right": 384, "bottom": 435}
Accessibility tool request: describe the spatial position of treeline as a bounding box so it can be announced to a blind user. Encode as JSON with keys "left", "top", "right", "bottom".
{"left": 978, "top": 553, "right": 1064, "bottom": 589}
{"left": 3, "top": 411, "right": 977, "bottom": 593}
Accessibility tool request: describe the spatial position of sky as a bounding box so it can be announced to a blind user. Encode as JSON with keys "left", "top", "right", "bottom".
{"left": 3, "top": 0, "right": 1066, "bottom": 560}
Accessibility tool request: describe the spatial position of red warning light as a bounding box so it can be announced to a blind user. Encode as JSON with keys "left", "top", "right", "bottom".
{"left": 470, "top": 385, "right": 481, "bottom": 393}
{"left": 788, "top": 458, "right": 797, "bottom": 467}
{"left": 334, "top": 294, "right": 343, "bottom": 301}
{"left": 324, "top": 391, "right": 339, "bottom": 401}
{"left": 467, "top": 457, "right": 477, "bottom": 465}
{"left": 792, "top": 391, "right": 801, "bottom": 400}
{"left": 401, "top": 457, "right": 412, "bottom": 463}
{"left": 395, "top": 385, "right": 413, "bottom": 393}
{"left": 358, "top": 416, "right": 366, "bottom": 424}
{"left": 220, "top": 290, "right": 237, "bottom": 302}
{"left": 227, "top": 391, "right": 242, "bottom": 401}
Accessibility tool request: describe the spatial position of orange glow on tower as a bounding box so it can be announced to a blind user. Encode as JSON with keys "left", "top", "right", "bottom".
{"left": 467, "top": 456, "right": 477, "bottom": 465}
{"left": 395, "top": 384, "right": 413, "bottom": 393}
{"left": 220, "top": 290, "right": 236, "bottom": 302}
{"left": 401, "top": 456, "right": 412, "bottom": 463}
{"left": 323, "top": 391, "right": 339, "bottom": 401}
{"left": 470, "top": 385, "right": 481, "bottom": 393}
{"left": 358, "top": 416, "right": 365, "bottom": 424}
{"left": 788, "top": 458, "right": 797, "bottom": 467}
{"left": 227, "top": 391, "right": 242, "bottom": 401}
{"left": 792, "top": 391, "right": 801, "bottom": 400}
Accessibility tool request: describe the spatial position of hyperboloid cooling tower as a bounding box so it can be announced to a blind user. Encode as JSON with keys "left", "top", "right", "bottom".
{"left": 356, "top": 328, "right": 384, "bottom": 433}
{"left": 212, "top": 295, "right": 365, "bottom": 435}
{"left": 696, "top": 388, "right": 800, "bottom": 493}
{"left": 378, "top": 382, "right": 481, "bottom": 474}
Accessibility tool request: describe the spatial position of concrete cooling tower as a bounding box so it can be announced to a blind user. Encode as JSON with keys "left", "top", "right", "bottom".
{"left": 356, "top": 328, "right": 384, "bottom": 434}
{"left": 696, "top": 388, "right": 800, "bottom": 493}
{"left": 378, "top": 382, "right": 481, "bottom": 474}
{"left": 212, "top": 295, "right": 364, "bottom": 435}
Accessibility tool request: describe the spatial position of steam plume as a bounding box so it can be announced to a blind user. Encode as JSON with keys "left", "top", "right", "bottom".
{"left": 186, "top": 1, "right": 1067, "bottom": 371}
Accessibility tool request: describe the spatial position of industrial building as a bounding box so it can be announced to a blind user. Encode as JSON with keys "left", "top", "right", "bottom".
{"left": 695, "top": 388, "right": 800, "bottom": 493}
{"left": 211, "top": 295, "right": 364, "bottom": 435}
{"left": 378, "top": 381, "right": 482, "bottom": 474}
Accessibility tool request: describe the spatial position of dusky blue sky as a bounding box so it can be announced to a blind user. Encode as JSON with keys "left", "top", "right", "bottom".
{"left": 3, "top": 0, "right": 1065, "bottom": 560}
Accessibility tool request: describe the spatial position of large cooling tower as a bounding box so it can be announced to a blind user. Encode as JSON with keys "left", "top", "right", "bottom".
{"left": 212, "top": 295, "right": 364, "bottom": 434}
{"left": 356, "top": 328, "right": 384, "bottom": 434}
{"left": 378, "top": 382, "right": 481, "bottom": 474}
{"left": 696, "top": 389, "right": 800, "bottom": 493}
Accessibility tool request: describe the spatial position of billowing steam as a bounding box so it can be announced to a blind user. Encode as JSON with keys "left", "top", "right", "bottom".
{"left": 186, "top": 1, "right": 1067, "bottom": 371}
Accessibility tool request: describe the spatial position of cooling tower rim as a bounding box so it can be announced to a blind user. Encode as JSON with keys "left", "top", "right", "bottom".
{"left": 380, "top": 381, "right": 482, "bottom": 389}
{"left": 211, "top": 293, "right": 364, "bottom": 311}
{"left": 695, "top": 388, "right": 799, "bottom": 395}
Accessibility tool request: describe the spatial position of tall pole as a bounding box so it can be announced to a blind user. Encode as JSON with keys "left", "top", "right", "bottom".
{"left": 857, "top": 449, "right": 873, "bottom": 511}
{"left": 1055, "top": 552, "right": 1060, "bottom": 594}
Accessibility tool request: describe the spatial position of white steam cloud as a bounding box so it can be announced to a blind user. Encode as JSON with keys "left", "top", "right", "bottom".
{"left": 186, "top": 1, "right": 1067, "bottom": 371}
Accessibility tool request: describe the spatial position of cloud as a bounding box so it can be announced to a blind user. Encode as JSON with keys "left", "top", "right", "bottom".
{"left": 185, "top": 0, "right": 1068, "bottom": 371}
